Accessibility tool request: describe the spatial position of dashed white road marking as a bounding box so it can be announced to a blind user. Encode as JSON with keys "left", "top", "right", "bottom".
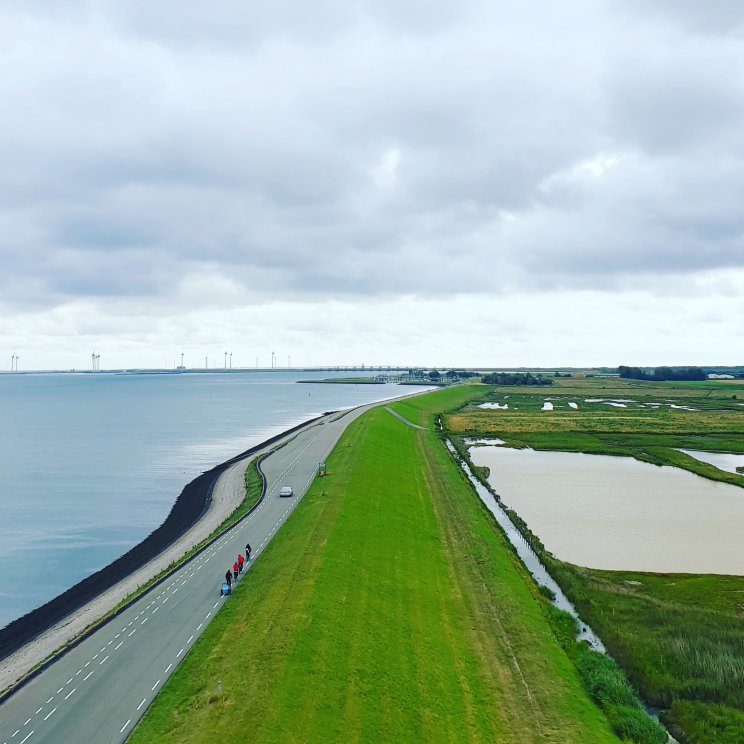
{"left": 24, "top": 717, "right": 32, "bottom": 725}
{"left": 34, "top": 708, "right": 42, "bottom": 715}
{"left": 0, "top": 435, "right": 327, "bottom": 741}
{"left": 115, "top": 641, "right": 123, "bottom": 650}
{"left": 45, "top": 697, "right": 53, "bottom": 704}
{"left": 19, "top": 731, "right": 34, "bottom": 744}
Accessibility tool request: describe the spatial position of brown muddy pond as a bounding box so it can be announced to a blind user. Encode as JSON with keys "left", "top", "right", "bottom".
{"left": 468, "top": 445, "right": 744, "bottom": 574}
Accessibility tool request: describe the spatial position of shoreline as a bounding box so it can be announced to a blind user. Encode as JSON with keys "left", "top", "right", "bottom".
{"left": 0, "top": 385, "right": 433, "bottom": 696}
{"left": 0, "top": 412, "right": 331, "bottom": 695}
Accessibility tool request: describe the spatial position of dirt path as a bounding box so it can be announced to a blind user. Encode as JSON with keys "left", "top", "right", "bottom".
{"left": 385, "top": 406, "right": 429, "bottom": 430}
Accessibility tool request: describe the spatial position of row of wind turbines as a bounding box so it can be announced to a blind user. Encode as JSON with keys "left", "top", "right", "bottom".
{"left": 6, "top": 351, "right": 292, "bottom": 372}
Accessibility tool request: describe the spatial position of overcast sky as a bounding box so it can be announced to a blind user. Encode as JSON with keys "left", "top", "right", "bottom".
{"left": 1, "top": 0, "right": 743, "bottom": 370}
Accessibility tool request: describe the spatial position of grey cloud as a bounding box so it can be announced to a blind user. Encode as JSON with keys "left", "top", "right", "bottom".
{"left": 621, "top": 1, "right": 744, "bottom": 35}
{"left": 0, "top": 0, "right": 743, "bottom": 318}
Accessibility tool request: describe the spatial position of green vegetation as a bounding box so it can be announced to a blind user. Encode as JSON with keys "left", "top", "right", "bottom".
{"left": 618, "top": 365, "right": 706, "bottom": 381}
{"left": 670, "top": 701, "right": 744, "bottom": 743}
{"left": 546, "top": 607, "right": 666, "bottom": 744}
{"left": 482, "top": 371, "right": 553, "bottom": 385}
{"left": 392, "top": 380, "right": 485, "bottom": 428}
{"left": 544, "top": 563, "right": 744, "bottom": 742}
{"left": 448, "top": 377, "right": 744, "bottom": 487}
{"left": 451, "top": 376, "right": 744, "bottom": 742}
{"left": 131, "top": 389, "right": 619, "bottom": 743}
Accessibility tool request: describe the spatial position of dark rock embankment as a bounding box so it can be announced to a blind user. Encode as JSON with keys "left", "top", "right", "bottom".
{"left": 0, "top": 414, "right": 326, "bottom": 664}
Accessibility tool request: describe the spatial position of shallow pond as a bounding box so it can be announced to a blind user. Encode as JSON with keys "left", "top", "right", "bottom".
{"left": 680, "top": 449, "right": 744, "bottom": 475}
{"left": 468, "top": 445, "right": 744, "bottom": 574}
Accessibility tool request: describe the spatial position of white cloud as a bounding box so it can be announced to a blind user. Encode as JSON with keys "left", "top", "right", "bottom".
{"left": 0, "top": 0, "right": 742, "bottom": 366}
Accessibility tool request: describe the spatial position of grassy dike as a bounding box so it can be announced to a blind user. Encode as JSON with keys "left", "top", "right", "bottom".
{"left": 130, "top": 387, "right": 618, "bottom": 743}
{"left": 448, "top": 378, "right": 744, "bottom": 742}
{"left": 546, "top": 564, "right": 744, "bottom": 743}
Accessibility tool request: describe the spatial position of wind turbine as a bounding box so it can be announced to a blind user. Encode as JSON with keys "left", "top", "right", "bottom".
{"left": 224, "top": 351, "right": 228, "bottom": 370}
{"left": 229, "top": 353, "right": 232, "bottom": 370}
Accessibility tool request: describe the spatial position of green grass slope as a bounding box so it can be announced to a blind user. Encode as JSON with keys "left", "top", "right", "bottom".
{"left": 131, "top": 397, "right": 617, "bottom": 743}
{"left": 549, "top": 564, "right": 744, "bottom": 742}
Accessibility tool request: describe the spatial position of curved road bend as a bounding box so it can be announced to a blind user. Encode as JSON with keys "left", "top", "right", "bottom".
{"left": 0, "top": 402, "right": 379, "bottom": 744}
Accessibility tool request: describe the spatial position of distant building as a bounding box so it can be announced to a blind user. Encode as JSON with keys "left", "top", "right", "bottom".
{"left": 708, "top": 373, "right": 734, "bottom": 379}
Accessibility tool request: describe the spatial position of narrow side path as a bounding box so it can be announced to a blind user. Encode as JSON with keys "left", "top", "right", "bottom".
{"left": 385, "top": 406, "right": 429, "bottom": 430}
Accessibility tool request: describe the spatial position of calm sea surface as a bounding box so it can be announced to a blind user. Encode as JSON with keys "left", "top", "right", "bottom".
{"left": 0, "top": 371, "right": 430, "bottom": 629}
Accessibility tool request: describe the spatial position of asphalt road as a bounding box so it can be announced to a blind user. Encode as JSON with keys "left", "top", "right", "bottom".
{"left": 0, "top": 406, "right": 365, "bottom": 744}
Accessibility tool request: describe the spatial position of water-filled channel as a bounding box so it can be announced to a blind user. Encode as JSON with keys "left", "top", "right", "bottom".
{"left": 680, "top": 449, "right": 744, "bottom": 476}
{"left": 445, "top": 440, "right": 604, "bottom": 651}
{"left": 469, "top": 444, "right": 744, "bottom": 574}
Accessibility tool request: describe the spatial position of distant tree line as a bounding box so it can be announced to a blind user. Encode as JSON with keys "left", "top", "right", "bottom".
{"left": 425, "top": 369, "right": 478, "bottom": 381}
{"left": 481, "top": 372, "right": 553, "bottom": 386}
{"left": 618, "top": 365, "right": 706, "bottom": 381}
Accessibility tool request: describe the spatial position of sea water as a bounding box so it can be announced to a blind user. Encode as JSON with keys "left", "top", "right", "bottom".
{"left": 0, "top": 371, "right": 430, "bottom": 628}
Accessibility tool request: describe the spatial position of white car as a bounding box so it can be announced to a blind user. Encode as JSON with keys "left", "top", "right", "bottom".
{"left": 279, "top": 485, "right": 294, "bottom": 497}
